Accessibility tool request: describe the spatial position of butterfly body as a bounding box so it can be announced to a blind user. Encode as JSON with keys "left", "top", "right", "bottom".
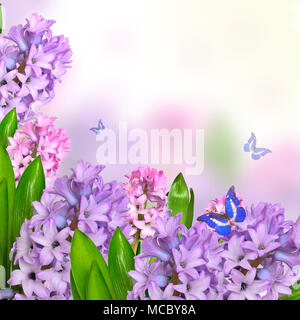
{"left": 198, "top": 186, "right": 246, "bottom": 236}
{"left": 90, "top": 119, "right": 105, "bottom": 135}
{"left": 243, "top": 132, "right": 271, "bottom": 160}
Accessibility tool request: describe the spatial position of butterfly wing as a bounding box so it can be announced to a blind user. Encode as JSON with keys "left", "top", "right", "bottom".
{"left": 98, "top": 119, "right": 105, "bottom": 130}
{"left": 225, "top": 186, "right": 246, "bottom": 223}
{"left": 198, "top": 213, "right": 231, "bottom": 236}
{"left": 243, "top": 132, "right": 256, "bottom": 152}
{"left": 89, "top": 127, "right": 99, "bottom": 134}
{"left": 251, "top": 148, "right": 271, "bottom": 160}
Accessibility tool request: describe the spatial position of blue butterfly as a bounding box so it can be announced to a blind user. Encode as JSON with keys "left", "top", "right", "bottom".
{"left": 90, "top": 119, "right": 105, "bottom": 135}
{"left": 243, "top": 132, "right": 271, "bottom": 160}
{"left": 197, "top": 186, "right": 246, "bottom": 236}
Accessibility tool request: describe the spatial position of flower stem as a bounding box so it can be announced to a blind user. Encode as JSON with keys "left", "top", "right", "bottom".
{"left": 171, "top": 262, "right": 181, "bottom": 296}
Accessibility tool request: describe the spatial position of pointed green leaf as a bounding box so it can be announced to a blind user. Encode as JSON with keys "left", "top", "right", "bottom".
{"left": 70, "top": 269, "right": 81, "bottom": 300}
{"left": 0, "top": 179, "right": 8, "bottom": 270}
{"left": 70, "top": 230, "right": 117, "bottom": 300}
{"left": 0, "top": 108, "right": 17, "bottom": 148}
{"left": 108, "top": 227, "right": 134, "bottom": 300}
{"left": 86, "top": 260, "right": 112, "bottom": 300}
{"left": 12, "top": 156, "right": 45, "bottom": 243}
{"left": 168, "top": 172, "right": 189, "bottom": 217}
{"left": 181, "top": 188, "right": 194, "bottom": 229}
{"left": 0, "top": 144, "right": 15, "bottom": 280}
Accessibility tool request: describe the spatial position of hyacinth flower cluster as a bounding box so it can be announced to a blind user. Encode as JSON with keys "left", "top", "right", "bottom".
{"left": 0, "top": 13, "right": 72, "bottom": 122}
{"left": 7, "top": 113, "right": 70, "bottom": 184}
{"left": 8, "top": 160, "right": 131, "bottom": 299}
{"left": 123, "top": 167, "right": 168, "bottom": 249}
{"left": 128, "top": 192, "right": 300, "bottom": 300}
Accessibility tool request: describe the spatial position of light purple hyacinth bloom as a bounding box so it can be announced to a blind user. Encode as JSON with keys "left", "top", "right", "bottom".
{"left": 8, "top": 259, "right": 49, "bottom": 298}
{"left": 257, "top": 260, "right": 300, "bottom": 300}
{"left": 128, "top": 197, "right": 300, "bottom": 300}
{"left": 242, "top": 222, "right": 281, "bottom": 257}
{"left": 30, "top": 220, "right": 70, "bottom": 265}
{"left": 172, "top": 245, "right": 205, "bottom": 279}
{"left": 221, "top": 235, "right": 257, "bottom": 274}
{"left": 11, "top": 220, "right": 38, "bottom": 265}
{"left": 148, "top": 282, "right": 183, "bottom": 300}
{"left": 226, "top": 269, "right": 269, "bottom": 300}
{"left": 9, "top": 161, "right": 131, "bottom": 300}
{"left": 174, "top": 271, "right": 211, "bottom": 300}
{"left": 0, "top": 13, "right": 72, "bottom": 122}
{"left": 128, "top": 211, "right": 225, "bottom": 300}
{"left": 128, "top": 257, "right": 169, "bottom": 300}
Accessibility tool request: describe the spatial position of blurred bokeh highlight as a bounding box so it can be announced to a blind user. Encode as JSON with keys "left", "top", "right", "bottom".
{"left": 3, "top": 0, "right": 300, "bottom": 220}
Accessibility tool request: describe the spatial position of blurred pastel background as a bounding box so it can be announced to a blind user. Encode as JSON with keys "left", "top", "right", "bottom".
{"left": 3, "top": 0, "right": 300, "bottom": 220}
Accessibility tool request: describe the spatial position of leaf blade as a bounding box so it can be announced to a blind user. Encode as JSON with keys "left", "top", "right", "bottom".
{"left": 85, "top": 261, "right": 112, "bottom": 300}
{"left": 181, "top": 188, "right": 194, "bottom": 229}
{"left": 0, "top": 179, "right": 8, "bottom": 271}
{"left": 70, "top": 230, "right": 117, "bottom": 300}
{"left": 70, "top": 269, "right": 81, "bottom": 300}
{"left": 168, "top": 172, "right": 189, "bottom": 217}
{"left": 0, "top": 108, "right": 17, "bottom": 148}
{"left": 12, "top": 156, "right": 45, "bottom": 243}
{"left": 108, "top": 227, "right": 134, "bottom": 300}
{"left": 0, "top": 144, "right": 15, "bottom": 280}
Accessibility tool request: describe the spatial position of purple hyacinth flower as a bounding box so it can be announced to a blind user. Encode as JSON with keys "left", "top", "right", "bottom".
{"left": 78, "top": 195, "right": 109, "bottom": 233}
{"left": 154, "top": 213, "right": 183, "bottom": 250}
{"left": 140, "top": 238, "right": 171, "bottom": 262}
{"left": 148, "top": 282, "right": 183, "bottom": 300}
{"left": 242, "top": 222, "right": 280, "bottom": 257}
{"left": 174, "top": 271, "right": 210, "bottom": 300}
{"left": 38, "top": 261, "right": 70, "bottom": 295}
{"left": 30, "top": 220, "right": 70, "bottom": 265}
{"left": 8, "top": 259, "right": 49, "bottom": 298}
{"left": 221, "top": 235, "right": 257, "bottom": 274}
{"left": 25, "top": 13, "right": 55, "bottom": 45}
{"left": 31, "top": 192, "right": 60, "bottom": 228}
{"left": 172, "top": 245, "right": 205, "bottom": 279}
{"left": 274, "top": 250, "right": 300, "bottom": 268}
{"left": 226, "top": 268, "right": 269, "bottom": 300}
{"left": 17, "top": 67, "right": 49, "bottom": 100}
{"left": 71, "top": 160, "right": 105, "bottom": 196}
{"left": 129, "top": 257, "right": 169, "bottom": 299}
{"left": 12, "top": 220, "right": 38, "bottom": 264}
{"left": 0, "top": 60, "right": 19, "bottom": 99}
{"left": 8, "top": 24, "right": 29, "bottom": 51}
{"left": 52, "top": 176, "right": 78, "bottom": 206}
{"left": 26, "top": 44, "right": 55, "bottom": 78}
{"left": 257, "top": 262, "right": 299, "bottom": 300}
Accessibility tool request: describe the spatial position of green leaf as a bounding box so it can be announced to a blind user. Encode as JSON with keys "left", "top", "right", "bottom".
{"left": 12, "top": 156, "right": 45, "bottom": 243}
{"left": 0, "top": 108, "right": 17, "bottom": 148}
{"left": 0, "top": 179, "right": 8, "bottom": 271}
{"left": 108, "top": 227, "right": 134, "bottom": 300}
{"left": 86, "top": 261, "right": 112, "bottom": 300}
{"left": 0, "top": 144, "right": 15, "bottom": 280}
{"left": 279, "top": 281, "right": 300, "bottom": 300}
{"left": 70, "top": 269, "right": 81, "bottom": 300}
{"left": 70, "top": 230, "right": 117, "bottom": 300}
{"left": 168, "top": 172, "right": 189, "bottom": 218}
{"left": 181, "top": 188, "right": 194, "bottom": 229}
